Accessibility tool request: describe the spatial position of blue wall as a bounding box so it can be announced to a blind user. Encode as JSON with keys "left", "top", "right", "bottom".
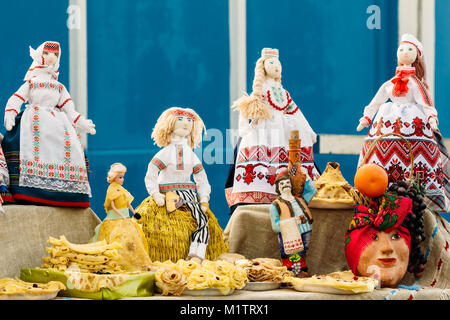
{"left": 436, "top": 0, "right": 450, "bottom": 220}
{"left": 246, "top": 0, "right": 398, "bottom": 197}
{"left": 0, "top": 0, "right": 69, "bottom": 123}
{"left": 436, "top": 0, "right": 450, "bottom": 138}
{"left": 86, "top": 0, "right": 230, "bottom": 226}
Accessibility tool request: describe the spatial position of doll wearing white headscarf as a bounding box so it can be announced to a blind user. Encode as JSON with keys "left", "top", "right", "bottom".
{"left": 3, "top": 41, "right": 96, "bottom": 199}
{"left": 356, "top": 34, "right": 449, "bottom": 212}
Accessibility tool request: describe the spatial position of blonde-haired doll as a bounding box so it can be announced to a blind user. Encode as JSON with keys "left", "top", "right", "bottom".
{"left": 93, "top": 163, "right": 151, "bottom": 271}
{"left": 225, "top": 48, "right": 319, "bottom": 210}
{"left": 135, "top": 107, "right": 227, "bottom": 262}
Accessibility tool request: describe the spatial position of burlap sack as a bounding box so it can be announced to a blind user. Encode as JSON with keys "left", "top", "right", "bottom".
{"left": 0, "top": 205, "right": 100, "bottom": 278}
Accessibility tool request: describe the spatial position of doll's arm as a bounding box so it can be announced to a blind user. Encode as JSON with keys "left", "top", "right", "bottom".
{"left": 110, "top": 200, "right": 126, "bottom": 218}
{"left": 412, "top": 82, "right": 438, "bottom": 130}
{"left": 357, "top": 82, "right": 389, "bottom": 131}
{"left": 269, "top": 203, "right": 281, "bottom": 233}
{"left": 284, "top": 91, "right": 317, "bottom": 144}
{"left": 128, "top": 203, "right": 136, "bottom": 215}
{"left": 4, "top": 82, "right": 29, "bottom": 131}
{"left": 238, "top": 113, "right": 252, "bottom": 137}
{"left": 145, "top": 155, "right": 166, "bottom": 206}
{"left": 58, "top": 86, "right": 96, "bottom": 135}
{"left": 302, "top": 179, "right": 317, "bottom": 204}
{"left": 192, "top": 158, "right": 211, "bottom": 203}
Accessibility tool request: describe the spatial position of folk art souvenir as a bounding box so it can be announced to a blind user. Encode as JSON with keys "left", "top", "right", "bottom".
{"left": 345, "top": 177, "right": 428, "bottom": 288}
{"left": 225, "top": 48, "right": 319, "bottom": 212}
{"left": 269, "top": 131, "right": 317, "bottom": 277}
{"left": 356, "top": 34, "right": 449, "bottom": 213}
{"left": 135, "top": 107, "right": 227, "bottom": 262}
{"left": 93, "top": 163, "right": 151, "bottom": 271}
{"left": 2, "top": 41, "right": 96, "bottom": 207}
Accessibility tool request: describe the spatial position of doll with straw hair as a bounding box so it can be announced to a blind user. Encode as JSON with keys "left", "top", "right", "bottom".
{"left": 136, "top": 107, "right": 227, "bottom": 263}
{"left": 225, "top": 48, "right": 319, "bottom": 212}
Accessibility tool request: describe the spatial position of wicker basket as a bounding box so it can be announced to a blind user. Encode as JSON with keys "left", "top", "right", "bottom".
{"left": 351, "top": 132, "right": 415, "bottom": 206}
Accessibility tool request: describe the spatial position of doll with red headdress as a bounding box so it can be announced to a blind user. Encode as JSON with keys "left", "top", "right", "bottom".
{"left": 356, "top": 34, "right": 449, "bottom": 213}
{"left": 344, "top": 190, "right": 428, "bottom": 287}
{"left": 2, "top": 41, "right": 96, "bottom": 207}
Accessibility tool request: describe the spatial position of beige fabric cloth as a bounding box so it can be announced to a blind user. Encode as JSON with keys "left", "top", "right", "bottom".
{"left": 118, "top": 286, "right": 449, "bottom": 300}
{"left": 222, "top": 204, "right": 450, "bottom": 299}
{"left": 0, "top": 204, "right": 100, "bottom": 278}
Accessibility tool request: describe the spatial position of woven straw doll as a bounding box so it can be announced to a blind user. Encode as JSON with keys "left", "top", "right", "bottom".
{"left": 93, "top": 163, "right": 151, "bottom": 271}
{"left": 225, "top": 48, "right": 319, "bottom": 212}
{"left": 2, "top": 41, "right": 95, "bottom": 207}
{"left": 356, "top": 34, "right": 449, "bottom": 212}
{"left": 135, "top": 107, "right": 227, "bottom": 262}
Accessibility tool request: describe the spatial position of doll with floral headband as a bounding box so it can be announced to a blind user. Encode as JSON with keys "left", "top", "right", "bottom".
{"left": 2, "top": 41, "right": 96, "bottom": 207}
{"left": 135, "top": 107, "right": 227, "bottom": 262}
{"left": 225, "top": 48, "right": 319, "bottom": 212}
{"left": 356, "top": 34, "right": 449, "bottom": 212}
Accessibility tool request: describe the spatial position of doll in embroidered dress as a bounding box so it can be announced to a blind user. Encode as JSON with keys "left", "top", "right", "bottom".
{"left": 225, "top": 48, "right": 319, "bottom": 212}
{"left": 356, "top": 34, "right": 449, "bottom": 212}
{"left": 135, "top": 107, "right": 227, "bottom": 262}
{"left": 2, "top": 41, "right": 96, "bottom": 207}
{"left": 93, "top": 163, "right": 151, "bottom": 271}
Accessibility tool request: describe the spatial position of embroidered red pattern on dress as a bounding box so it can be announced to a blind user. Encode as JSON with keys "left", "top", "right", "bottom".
{"left": 193, "top": 163, "right": 204, "bottom": 174}
{"left": 58, "top": 98, "right": 72, "bottom": 109}
{"left": 151, "top": 157, "right": 166, "bottom": 171}
{"left": 176, "top": 145, "right": 183, "bottom": 170}
{"left": 5, "top": 109, "right": 18, "bottom": 115}
{"left": 13, "top": 93, "right": 26, "bottom": 102}
{"left": 266, "top": 89, "right": 292, "bottom": 111}
{"left": 224, "top": 188, "right": 278, "bottom": 206}
{"left": 411, "top": 75, "right": 433, "bottom": 107}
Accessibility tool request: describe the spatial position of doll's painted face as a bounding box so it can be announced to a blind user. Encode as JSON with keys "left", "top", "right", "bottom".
{"left": 277, "top": 178, "right": 292, "bottom": 196}
{"left": 397, "top": 42, "right": 418, "bottom": 66}
{"left": 43, "top": 51, "right": 58, "bottom": 66}
{"left": 264, "top": 57, "right": 282, "bottom": 79}
{"left": 357, "top": 229, "right": 410, "bottom": 287}
{"left": 172, "top": 116, "right": 193, "bottom": 139}
{"left": 114, "top": 173, "right": 125, "bottom": 186}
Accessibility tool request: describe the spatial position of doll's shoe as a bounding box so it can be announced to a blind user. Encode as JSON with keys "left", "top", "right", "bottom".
{"left": 295, "top": 271, "right": 310, "bottom": 278}
{"left": 187, "top": 254, "right": 203, "bottom": 264}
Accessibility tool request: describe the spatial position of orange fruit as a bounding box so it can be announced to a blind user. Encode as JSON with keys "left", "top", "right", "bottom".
{"left": 354, "top": 163, "right": 389, "bottom": 198}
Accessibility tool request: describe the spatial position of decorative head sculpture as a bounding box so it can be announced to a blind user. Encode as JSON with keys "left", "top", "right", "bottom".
{"left": 345, "top": 194, "right": 413, "bottom": 287}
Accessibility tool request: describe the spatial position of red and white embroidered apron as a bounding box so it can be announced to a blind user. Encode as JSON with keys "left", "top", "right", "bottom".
{"left": 359, "top": 79, "right": 448, "bottom": 212}
{"left": 229, "top": 79, "right": 318, "bottom": 206}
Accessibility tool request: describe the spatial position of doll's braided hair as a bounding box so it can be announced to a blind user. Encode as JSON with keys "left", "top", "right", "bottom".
{"left": 232, "top": 56, "right": 282, "bottom": 121}
{"left": 388, "top": 179, "right": 427, "bottom": 279}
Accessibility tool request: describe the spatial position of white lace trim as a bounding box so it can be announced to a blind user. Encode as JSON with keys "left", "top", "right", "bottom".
{"left": 19, "top": 174, "right": 92, "bottom": 196}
